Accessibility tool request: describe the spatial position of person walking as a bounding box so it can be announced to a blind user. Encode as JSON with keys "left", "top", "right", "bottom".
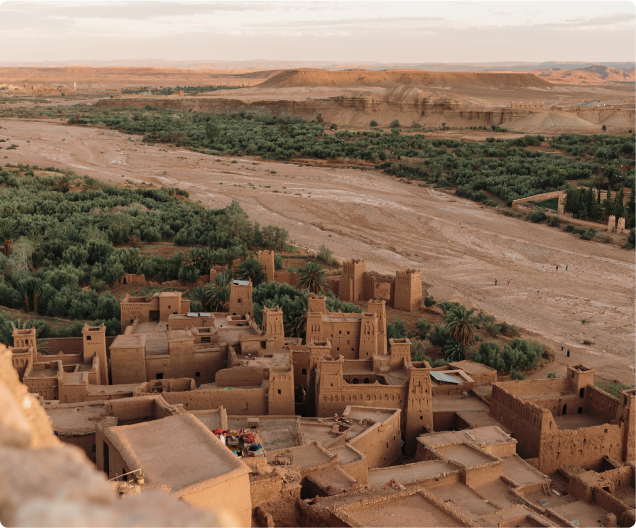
{"left": 567, "top": 349, "right": 571, "bottom": 358}
{"left": 507, "top": 280, "right": 510, "bottom": 285}
{"left": 537, "top": 288, "right": 540, "bottom": 294}
{"left": 556, "top": 265, "right": 559, "bottom": 271}
{"left": 542, "top": 266, "right": 545, "bottom": 272}
{"left": 495, "top": 279, "right": 498, "bottom": 286}
{"left": 561, "top": 342, "right": 564, "bottom": 351}
{"left": 566, "top": 265, "right": 568, "bottom": 271}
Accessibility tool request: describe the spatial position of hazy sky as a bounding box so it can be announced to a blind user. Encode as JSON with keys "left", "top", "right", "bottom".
{"left": 0, "top": 1, "right": 634, "bottom": 63}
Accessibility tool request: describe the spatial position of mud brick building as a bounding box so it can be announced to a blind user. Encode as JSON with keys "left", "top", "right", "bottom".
{"left": 229, "top": 279, "right": 254, "bottom": 318}
{"left": 120, "top": 291, "right": 190, "bottom": 333}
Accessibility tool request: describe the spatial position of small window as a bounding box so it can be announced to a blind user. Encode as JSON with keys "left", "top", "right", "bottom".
{"left": 579, "top": 388, "right": 585, "bottom": 398}
{"left": 347, "top": 331, "right": 350, "bottom": 335}
{"left": 420, "top": 416, "right": 423, "bottom": 420}
{"left": 339, "top": 330, "right": 342, "bottom": 334}
{"left": 337, "top": 347, "right": 340, "bottom": 351}
{"left": 196, "top": 372, "right": 201, "bottom": 377}
{"left": 86, "top": 335, "right": 91, "bottom": 341}
{"left": 168, "top": 305, "right": 171, "bottom": 309}
{"left": 604, "top": 428, "right": 608, "bottom": 433}
{"left": 238, "top": 298, "right": 242, "bottom": 303}
{"left": 92, "top": 444, "right": 96, "bottom": 454}
{"left": 277, "top": 389, "right": 281, "bottom": 394}
{"left": 578, "top": 407, "right": 583, "bottom": 414}
{"left": 301, "top": 368, "right": 307, "bottom": 375}
{"left": 156, "top": 373, "right": 163, "bottom": 380}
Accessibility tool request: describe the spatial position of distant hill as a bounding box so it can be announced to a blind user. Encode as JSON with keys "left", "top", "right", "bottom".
{"left": 534, "top": 65, "right": 635, "bottom": 84}
{"left": 0, "top": 59, "right": 632, "bottom": 73}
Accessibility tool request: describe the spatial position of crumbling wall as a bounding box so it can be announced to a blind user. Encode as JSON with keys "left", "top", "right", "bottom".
{"left": 346, "top": 411, "right": 402, "bottom": 469}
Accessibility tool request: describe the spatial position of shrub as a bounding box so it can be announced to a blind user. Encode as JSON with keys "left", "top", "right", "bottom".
{"left": 529, "top": 210, "right": 547, "bottom": 223}
{"left": 428, "top": 323, "right": 450, "bottom": 348}
{"left": 415, "top": 318, "right": 432, "bottom": 340}
{"left": 547, "top": 216, "right": 561, "bottom": 227}
{"left": 274, "top": 254, "right": 284, "bottom": 270}
{"left": 627, "top": 228, "right": 635, "bottom": 247}
{"left": 410, "top": 339, "right": 426, "bottom": 362}
{"left": 511, "top": 369, "right": 526, "bottom": 380}
{"left": 330, "top": 123, "right": 338, "bottom": 130}
{"left": 370, "top": 120, "right": 377, "bottom": 127}
{"left": 424, "top": 296, "right": 436, "bottom": 308}
{"left": 564, "top": 224, "right": 575, "bottom": 232}
{"left": 580, "top": 229, "right": 595, "bottom": 240}
{"left": 439, "top": 300, "right": 460, "bottom": 314}
{"left": 499, "top": 321, "right": 520, "bottom": 338}
{"left": 547, "top": 372, "right": 557, "bottom": 378}
{"left": 390, "top": 120, "right": 400, "bottom": 128}
{"left": 387, "top": 319, "right": 407, "bottom": 340}
{"left": 316, "top": 244, "right": 337, "bottom": 265}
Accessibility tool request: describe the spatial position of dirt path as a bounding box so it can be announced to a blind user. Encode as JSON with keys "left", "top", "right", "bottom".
{"left": 3, "top": 118, "right": 634, "bottom": 383}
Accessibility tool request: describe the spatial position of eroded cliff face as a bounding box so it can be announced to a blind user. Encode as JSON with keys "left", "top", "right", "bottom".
{"left": 94, "top": 93, "right": 633, "bottom": 132}
{"left": 0, "top": 347, "right": 228, "bottom": 527}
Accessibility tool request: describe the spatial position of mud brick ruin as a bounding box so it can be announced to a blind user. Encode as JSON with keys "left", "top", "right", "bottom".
{"left": 3, "top": 277, "right": 635, "bottom": 527}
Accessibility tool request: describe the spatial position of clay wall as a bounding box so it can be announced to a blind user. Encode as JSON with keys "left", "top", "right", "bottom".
{"left": 585, "top": 385, "right": 620, "bottom": 423}
{"left": 257, "top": 250, "right": 275, "bottom": 283}
{"left": 268, "top": 367, "right": 295, "bottom": 415}
{"left": 292, "top": 348, "right": 311, "bottom": 388}
{"left": 11, "top": 348, "right": 33, "bottom": 380}
{"left": 339, "top": 259, "right": 366, "bottom": 302}
{"left": 394, "top": 269, "right": 422, "bottom": 312}
{"left": 110, "top": 342, "right": 147, "bottom": 385}
{"left": 162, "top": 386, "right": 269, "bottom": 414}
{"left": 511, "top": 102, "right": 544, "bottom": 109}
{"left": 181, "top": 472, "right": 252, "bottom": 527}
{"left": 216, "top": 366, "right": 264, "bottom": 387}
{"left": 538, "top": 422, "right": 623, "bottom": 474}
{"left": 489, "top": 384, "right": 546, "bottom": 460}
{"left": 262, "top": 307, "right": 285, "bottom": 348}
{"left": 462, "top": 460, "right": 504, "bottom": 487}
{"left": 60, "top": 434, "right": 97, "bottom": 463}
{"left": 405, "top": 366, "right": 433, "bottom": 456}
{"left": 168, "top": 315, "right": 215, "bottom": 331}
{"left": 307, "top": 294, "right": 327, "bottom": 314}
{"left": 344, "top": 407, "right": 402, "bottom": 469}
{"left": 593, "top": 488, "right": 631, "bottom": 520}
{"left": 23, "top": 360, "right": 61, "bottom": 400}
{"left": 250, "top": 472, "right": 284, "bottom": 509}
{"left": 338, "top": 275, "right": 354, "bottom": 303}
{"left": 273, "top": 270, "right": 301, "bottom": 287}
{"left": 229, "top": 281, "right": 253, "bottom": 318}
{"left": 361, "top": 272, "right": 394, "bottom": 303}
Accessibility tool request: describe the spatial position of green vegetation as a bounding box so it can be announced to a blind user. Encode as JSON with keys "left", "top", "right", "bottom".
{"left": 121, "top": 85, "right": 241, "bottom": 96}
{"left": 0, "top": 165, "right": 288, "bottom": 329}
{"left": 534, "top": 198, "right": 558, "bottom": 211}
{"left": 423, "top": 296, "right": 436, "bottom": 308}
{"left": 596, "top": 381, "right": 634, "bottom": 399}
{"left": 2, "top": 104, "right": 633, "bottom": 208}
{"left": 297, "top": 261, "right": 328, "bottom": 294}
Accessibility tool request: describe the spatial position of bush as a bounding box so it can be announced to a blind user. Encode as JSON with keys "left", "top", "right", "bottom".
{"left": 471, "top": 338, "right": 545, "bottom": 373}
{"left": 330, "top": 123, "right": 338, "bottom": 130}
{"left": 390, "top": 120, "right": 400, "bottom": 128}
{"left": 439, "top": 300, "right": 460, "bottom": 314}
{"left": 386, "top": 319, "right": 407, "bottom": 341}
{"left": 547, "top": 371, "right": 557, "bottom": 378}
{"left": 415, "top": 318, "right": 432, "bottom": 340}
{"left": 370, "top": 120, "right": 377, "bottom": 127}
{"left": 529, "top": 210, "right": 547, "bottom": 223}
{"left": 428, "top": 323, "right": 450, "bottom": 348}
{"left": 316, "top": 244, "right": 337, "bottom": 265}
{"left": 511, "top": 369, "right": 526, "bottom": 380}
{"left": 410, "top": 339, "right": 426, "bottom": 362}
{"left": 499, "top": 321, "right": 520, "bottom": 338}
{"left": 424, "top": 296, "right": 436, "bottom": 308}
{"left": 547, "top": 216, "right": 561, "bottom": 227}
{"left": 564, "top": 224, "right": 575, "bottom": 232}
{"left": 274, "top": 254, "right": 284, "bottom": 270}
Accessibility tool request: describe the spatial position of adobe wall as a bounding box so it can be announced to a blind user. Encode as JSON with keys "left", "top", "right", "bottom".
{"left": 268, "top": 367, "right": 295, "bottom": 415}
{"left": 585, "top": 385, "right": 620, "bottom": 423}
{"left": 273, "top": 270, "right": 301, "bottom": 287}
{"left": 257, "top": 250, "right": 275, "bottom": 283}
{"left": 11, "top": 348, "right": 32, "bottom": 380}
{"left": 144, "top": 345, "right": 228, "bottom": 386}
{"left": 23, "top": 360, "right": 61, "bottom": 400}
{"left": 250, "top": 472, "right": 284, "bottom": 509}
{"left": 594, "top": 488, "right": 631, "bottom": 523}
{"left": 405, "top": 367, "right": 433, "bottom": 456}
{"left": 181, "top": 472, "right": 252, "bottom": 528}
{"left": 489, "top": 384, "right": 546, "bottom": 459}
{"left": 344, "top": 409, "right": 402, "bottom": 469}
{"left": 362, "top": 272, "right": 394, "bottom": 303}
{"left": 216, "top": 366, "right": 264, "bottom": 387}
{"left": 339, "top": 259, "right": 366, "bottom": 302}
{"left": 229, "top": 282, "right": 253, "bottom": 318}
{"left": 394, "top": 269, "right": 422, "bottom": 312}
{"left": 538, "top": 421, "right": 623, "bottom": 474}
{"left": 162, "top": 386, "right": 269, "bottom": 414}
{"left": 463, "top": 460, "right": 504, "bottom": 487}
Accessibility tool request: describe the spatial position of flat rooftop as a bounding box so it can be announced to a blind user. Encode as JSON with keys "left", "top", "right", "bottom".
{"left": 237, "top": 352, "right": 290, "bottom": 369}
{"left": 329, "top": 444, "right": 363, "bottom": 466}
{"left": 433, "top": 394, "right": 490, "bottom": 413}
{"left": 189, "top": 410, "right": 225, "bottom": 432}
{"left": 436, "top": 443, "right": 496, "bottom": 467}
{"left": 46, "top": 402, "right": 107, "bottom": 435}
{"left": 104, "top": 414, "right": 249, "bottom": 494}
{"left": 554, "top": 413, "right": 606, "bottom": 430}
{"left": 344, "top": 407, "right": 398, "bottom": 423}
{"left": 259, "top": 427, "right": 299, "bottom": 451}
{"left": 448, "top": 360, "right": 497, "bottom": 375}
{"left": 270, "top": 442, "right": 334, "bottom": 472}
{"left": 456, "top": 410, "right": 512, "bottom": 433}
{"left": 501, "top": 455, "right": 546, "bottom": 485}
{"left": 110, "top": 334, "right": 146, "bottom": 349}
{"left": 306, "top": 467, "right": 357, "bottom": 494}
{"left": 368, "top": 460, "right": 458, "bottom": 488}
{"left": 342, "top": 492, "right": 471, "bottom": 527}
{"left": 418, "top": 427, "right": 513, "bottom": 450}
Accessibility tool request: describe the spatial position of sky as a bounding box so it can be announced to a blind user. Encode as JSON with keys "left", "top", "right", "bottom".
{"left": 0, "top": 1, "right": 634, "bottom": 63}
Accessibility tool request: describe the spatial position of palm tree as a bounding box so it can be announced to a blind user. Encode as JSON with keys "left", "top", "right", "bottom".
{"left": 298, "top": 261, "right": 328, "bottom": 294}
{"left": 181, "top": 247, "right": 201, "bottom": 269}
{"left": 203, "top": 271, "right": 233, "bottom": 312}
{"left": 188, "top": 286, "right": 209, "bottom": 311}
{"left": 288, "top": 295, "right": 308, "bottom": 341}
{"left": 443, "top": 340, "right": 471, "bottom": 363}
{"left": 0, "top": 219, "right": 18, "bottom": 257}
{"left": 238, "top": 257, "right": 266, "bottom": 287}
{"left": 444, "top": 305, "right": 480, "bottom": 346}
{"left": 25, "top": 229, "right": 44, "bottom": 260}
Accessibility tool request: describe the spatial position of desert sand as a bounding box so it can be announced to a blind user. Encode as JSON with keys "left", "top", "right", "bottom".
{"left": 2, "top": 117, "right": 633, "bottom": 383}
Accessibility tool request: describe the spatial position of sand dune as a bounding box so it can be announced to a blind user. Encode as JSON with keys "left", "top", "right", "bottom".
{"left": 259, "top": 69, "right": 554, "bottom": 89}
